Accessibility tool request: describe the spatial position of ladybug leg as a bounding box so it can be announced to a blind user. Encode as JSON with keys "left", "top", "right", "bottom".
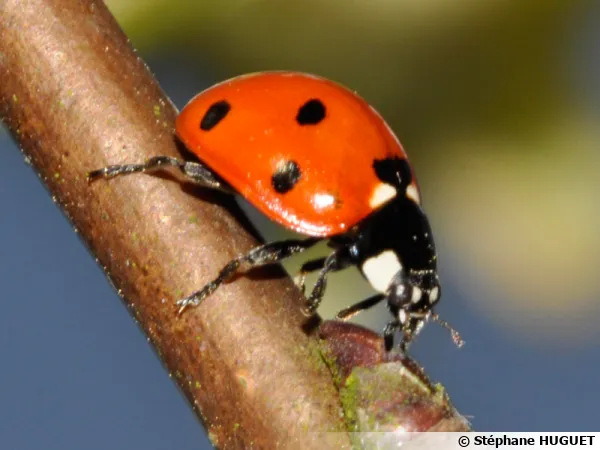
{"left": 336, "top": 294, "right": 385, "bottom": 320}
{"left": 303, "top": 251, "right": 349, "bottom": 315}
{"left": 293, "top": 257, "right": 327, "bottom": 295}
{"left": 176, "top": 237, "right": 320, "bottom": 314}
{"left": 384, "top": 312, "right": 426, "bottom": 352}
{"left": 87, "top": 156, "right": 232, "bottom": 193}
{"left": 383, "top": 319, "right": 400, "bottom": 351}
{"left": 398, "top": 316, "right": 426, "bottom": 353}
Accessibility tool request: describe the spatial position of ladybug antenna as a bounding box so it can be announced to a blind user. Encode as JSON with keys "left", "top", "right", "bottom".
{"left": 431, "top": 313, "right": 465, "bottom": 348}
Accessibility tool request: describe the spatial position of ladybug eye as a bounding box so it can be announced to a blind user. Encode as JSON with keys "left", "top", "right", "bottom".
{"left": 200, "top": 100, "right": 231, "bottom": 131}
{"left": 296, "top": 99, "right": 326, "bottom": 125}
{"left": 271, "top": 160, "right": 302, "bottom": 194}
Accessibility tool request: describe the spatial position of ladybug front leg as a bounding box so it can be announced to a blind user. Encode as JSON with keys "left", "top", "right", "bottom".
{"left": 400, "top": 317, "right": 427, "bottom": 353}
{"left": 383, "top": 319, "right": 401, "bottom": 351}
{"left": 176, "top": 237, "right": 320, "bottom": 314}
{"left": 87, "top": 156, "right": 232, "bottom": 193}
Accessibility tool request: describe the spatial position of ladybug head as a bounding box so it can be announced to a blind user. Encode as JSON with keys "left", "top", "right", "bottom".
{"left": 385, "top": 268, "right": 463, "bottom": 351}
{"left": 387, "top": 269, "right": 440, "bottom": 316}
{"left": 386, "top": 269, "right": 440, "bottom": 342}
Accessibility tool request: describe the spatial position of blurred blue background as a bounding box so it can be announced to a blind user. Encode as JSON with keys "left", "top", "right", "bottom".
{"left": 2, "top": 1, "right": 600, "bottom": 448}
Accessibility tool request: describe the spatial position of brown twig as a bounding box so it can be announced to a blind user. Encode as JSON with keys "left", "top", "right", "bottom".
{"left": 319, "top": 321, "right": 470, "bottom": 445}
{"left": 0, "top": 0, "right": 469, "bottom": 448}
{"left": 0, "top": 1, "right": 348, "bottom": 448}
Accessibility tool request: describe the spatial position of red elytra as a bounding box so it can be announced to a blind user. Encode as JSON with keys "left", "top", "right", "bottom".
{"left": 175, "top": 72, "right": 420, "bottom": 237}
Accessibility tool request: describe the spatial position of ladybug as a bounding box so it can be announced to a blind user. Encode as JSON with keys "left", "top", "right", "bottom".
{"left": 88, "top": 72, "right": 462, "bottom": 352}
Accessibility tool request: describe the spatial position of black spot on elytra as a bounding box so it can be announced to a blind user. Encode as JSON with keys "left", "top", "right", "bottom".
{"left": 200, "top": 100, "right": 230, "bottom": 131}
{"left": 373, "top": 157, "right": 412, "bottom": 189}
{"left": 296, "top": 99, "right": 326, "bottom": 125}
{"left": 272, "top": 160, "right": 302, "bottom": 194}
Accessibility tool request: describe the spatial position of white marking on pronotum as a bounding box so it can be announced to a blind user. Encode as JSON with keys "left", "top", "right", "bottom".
{"left": 406, "top": 183, "right": 421, "bottom": 204}
{"left": 369, "top": 183, "right": 397, "bottom": 208}
{"left": 429, "top": 286, "right": 440, "bottom": 303}
{"left": 411, "top": 287, "right": 423, "bottom": 303}
{"left": 361, "top": 250, "right": 402, "bottom": 293}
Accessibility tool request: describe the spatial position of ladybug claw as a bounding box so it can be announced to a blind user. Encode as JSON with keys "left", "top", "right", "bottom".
{"left": 293, "top": 273, "right": 306, "bottom": 295}
{"left": 175, "top": 297, "right": 199, "bottom": 315}
{"left": 86, "top": 170, "right": 100, "bottom": 183}
{"left": 301, "top": 304, "right": 316, "bottom": 317}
